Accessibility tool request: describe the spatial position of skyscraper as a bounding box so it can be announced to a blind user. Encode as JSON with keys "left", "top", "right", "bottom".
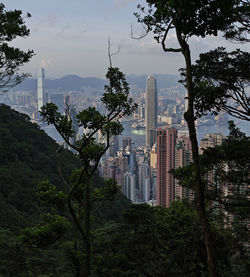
{"left": 145, "top": 75, "right": 157, "bottom": 149}
{"left": 37, "top": 68, "right": 45, "bottom": 112}
{"left": 109, "top": 135, "right": 119, "bottom": 157}
{"left": 175, "top": 133, "right": 193, "bottom": 200}
{"left": 156, "top": 127, "right": 177, "bottom": 207}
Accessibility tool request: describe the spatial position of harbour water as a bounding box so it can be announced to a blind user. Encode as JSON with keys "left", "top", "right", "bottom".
{"left": 41, "top": 119, "right": 249, "bottom": 149}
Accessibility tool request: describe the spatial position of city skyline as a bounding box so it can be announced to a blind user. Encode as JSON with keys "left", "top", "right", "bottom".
{"left": 2, "top": 0, "right": 249, "bottom": 79}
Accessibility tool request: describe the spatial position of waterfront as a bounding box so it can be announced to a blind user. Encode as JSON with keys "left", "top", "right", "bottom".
{"left": 41, "top": 119, "right": 245, "bottom": 149}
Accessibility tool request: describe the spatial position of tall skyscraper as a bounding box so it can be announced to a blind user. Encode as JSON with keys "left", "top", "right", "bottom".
{"left": 37, "top": 68, "right": 45, "bottom": 112}
{"left": 146, "top": 75, "right": 157, "bottom": 149}
{"left": 156, "top": 127, "right": 177, "bottom": 207}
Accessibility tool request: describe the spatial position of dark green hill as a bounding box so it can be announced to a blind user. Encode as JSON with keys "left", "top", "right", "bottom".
{"left": 0, "top": 104, "right": 130, "bottom": 276}
{"left": 0, "top": 104, "right": 130, "bottom": 231}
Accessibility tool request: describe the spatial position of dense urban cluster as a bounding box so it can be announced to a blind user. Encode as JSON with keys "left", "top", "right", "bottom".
{"left": 0, "top": 69, "right": 229, "bottom": 207}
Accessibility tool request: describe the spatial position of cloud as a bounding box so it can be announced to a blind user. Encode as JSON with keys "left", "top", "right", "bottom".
{"left": 125, "top": 34, "right": 180, "bottom": 56}
{"left": 113, "top": 0, "right": 135, "bottom": 9}
{"left": 46, "top": 14, "right": 58, "bottom": 27}
{"left": 61, "top": 23, "right": 71, "bottom": 33}
{"left": 56, "top": 23, "right": 72, "bottom": 37}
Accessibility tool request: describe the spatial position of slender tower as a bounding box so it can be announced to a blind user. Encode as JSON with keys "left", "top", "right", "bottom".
{"left": 37, "top": 68, "right": 45, "bottom": 112}
{"left": 145, "top": 75, "right": 157, "bottom": 149}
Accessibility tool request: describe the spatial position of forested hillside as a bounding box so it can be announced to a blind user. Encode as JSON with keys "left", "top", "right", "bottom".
{"left": 0, "top": 104, "right": 248, "bottom": 277}
{"left": 0, "top": 104, "right": 130, "bottom": 276}
{"left": 0, "top": 104, "right": 80, "bottom": 228}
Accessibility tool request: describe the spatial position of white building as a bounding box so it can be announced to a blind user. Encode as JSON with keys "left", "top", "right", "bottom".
{"left": 37, "top": 68, "right": 45, "bottom": 112}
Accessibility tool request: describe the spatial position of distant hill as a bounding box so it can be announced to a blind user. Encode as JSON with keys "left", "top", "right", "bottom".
{"left": 126, "top": 74, "right": 181, "bottom": 91}
{"left": 14, "top": 73, "right": 183, "bottom": 92}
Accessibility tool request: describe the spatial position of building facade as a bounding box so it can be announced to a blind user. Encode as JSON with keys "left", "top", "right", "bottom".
{"left": 37, "top": 68, "right": 45, "bottom": 112}
{"left": 175, "top": 134, "right": 193, "bottom": 200}
{"left": 146, "top": 75, "right": 157, "bottom": 150}
{"left": 156, "top": 127, "right": 177, "bottom": 207}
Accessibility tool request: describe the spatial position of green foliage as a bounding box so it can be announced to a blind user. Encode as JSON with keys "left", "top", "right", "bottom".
{"left": 92, "top": 178, "right": 120, "bottom": 202}
{"left": 0, "top": 105, "right": 131, "bottom": 276}
{"left": 40, "top": 66, "right": 137, "bottom": 276}
{"left": 135, "top": 2, "right": 249, "bottom": 276}
{"left": 173, "top": 123, "right": 250, "bottom": 275}
{"left": 188, "top": 48, "right": 250, "bottom": 120}
{"left": 77, "top": 107, "right": 105, "bottom": 129}
{"left": 93, "top": 201, "right": 209, "bottom": 276}
{"left": 21, "top": 214, "right": 71, "bottom": 248}
{"left": 223, "top": 0, "right": 250, "bottom": 42}
{"left": 36, "top": 180, "right": 67, "bottom": 213}
{"left": 135, "top": 1, "right": 241, "bottom": 41}
{"left": 0, "top": 3, "right": 34, "bottom": 93}
{"left": 0, "top": 105, "right": 80, "bottom": 227}
{"left": 103, "top": 67, "right": 135, "bottom": 116}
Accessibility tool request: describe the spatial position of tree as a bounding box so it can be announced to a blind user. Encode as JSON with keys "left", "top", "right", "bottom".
{"left": 134, "top": 1, "right": 248, "bottom": 276}
{"left": 93, "top": 200, "right": 237, "bottom": 276}
{"left": 222, "top": 0, "right": 250, "bottom": 43}
{"left": 0, "top": 3, "right": 33, "bottom": 93}
{"left": 173, "top": 122, "right": 250, "bottom": 276}
{"left": 185, "top": 47, "right": 250, "bottom": 121}
{"left": 40, "top": 66, "right": 137, "bottom": 277}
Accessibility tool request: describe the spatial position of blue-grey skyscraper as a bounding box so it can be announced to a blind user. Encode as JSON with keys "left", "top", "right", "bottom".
{"left": 37, "top": 68, "right": 45, "bottom": 111}
{"left": 146, "top": 75, "right": 157, "bottom": 149}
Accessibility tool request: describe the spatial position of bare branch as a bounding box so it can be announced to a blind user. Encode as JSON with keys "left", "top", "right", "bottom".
{"left": 161, "top": 20, "right": 182, "bottom": 53}
{"left": 108, "top": 37, "right": 121, "bottom": 68}
{"left": 131, "top": 23, "right": 149, "bottom": 40}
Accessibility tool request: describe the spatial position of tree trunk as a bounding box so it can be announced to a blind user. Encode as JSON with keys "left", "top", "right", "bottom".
{"left": 177, "top": 33, "right": 218, "bottom": 277}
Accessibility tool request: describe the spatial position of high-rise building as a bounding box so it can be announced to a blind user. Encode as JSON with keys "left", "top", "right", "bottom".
{"left": 150, "top": 143, "right": 157, "bottom": 199}
{"left": 37, "top": 68, "right": 45, "bottom": 112}
{"left": 109, "top": 135, "right": 119, "bottom": 157}
{"left": 156, "top": 127, "right": 177, "bottom": 207}
{"left": 124, "top": 172, "right": 136, "bottom": 202}
{"left": 175, "top": 133, "right": 193, "bottom": 200}
{"left": 199, "top": 133, "right": 226, "bottom": 154}
{"left": 138, "top": 161, "right": 150, "bottom": 202}
{"left": 122, "top": 136, "right": 132, "bottom": 152}
{"left": 146, "top": 75, "right": 157, "bottom": 149}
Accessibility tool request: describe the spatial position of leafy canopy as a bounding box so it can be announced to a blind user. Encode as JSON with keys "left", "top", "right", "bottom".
{"left": 135, "top": 0, "right": 243, "bottom": 43}
{"left": 0, "top": 3, "right": 34, "bottom": 93}
{"left": 188, "top": 48, "right": 250, "bottom": 120}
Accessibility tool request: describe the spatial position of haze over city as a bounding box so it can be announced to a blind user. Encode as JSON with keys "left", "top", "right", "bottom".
{"left": 2, "top": 0, "right": 249, "bottom": 79}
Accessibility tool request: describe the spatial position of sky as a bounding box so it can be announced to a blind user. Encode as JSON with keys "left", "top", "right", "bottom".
{"left": 2, "top": 0, "right": 249, "bottom": 79}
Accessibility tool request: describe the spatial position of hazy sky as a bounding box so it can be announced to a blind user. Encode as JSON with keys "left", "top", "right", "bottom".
{"left": 2, "top": 0, "right": 249, "bottom": 79}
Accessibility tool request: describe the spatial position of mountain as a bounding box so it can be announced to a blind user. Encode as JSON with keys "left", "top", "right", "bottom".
{"left": 14, "top": 73, "right": 183, "bottom": 92}
{"left": 126, "top": 74, "right": 181, "bottom": 90}
{"left": 14, "top": 74, "right": 107, "bottom": 92}
{"left": 0, "top": 104, "right": 131, "bottom": 276}
{"left": 0, "top": 104, "right": 130, "bottom": 231}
